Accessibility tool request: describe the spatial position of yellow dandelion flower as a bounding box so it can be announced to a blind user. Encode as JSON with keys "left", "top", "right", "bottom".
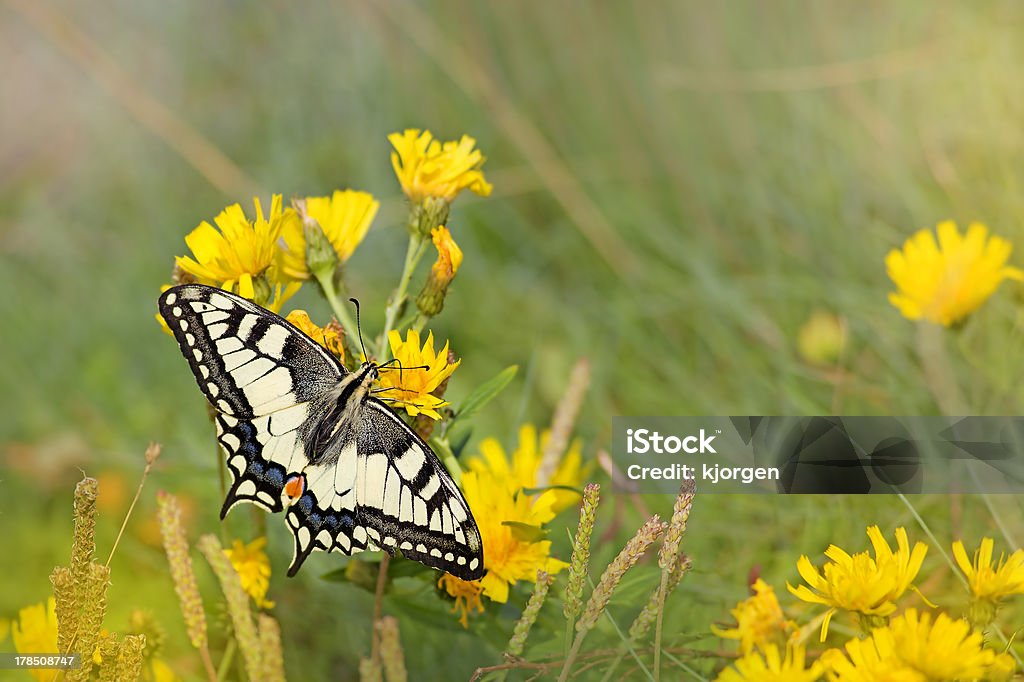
{"left": 467, "top": 423, "right": 588, "bottom": 513}
{"left": 176, "top": 195, "right": 300, "bottom": 311}
{"left": 281, "top": 189, "right": 379, "bottom": 280}
{"left": 224, "top": 537, "right": 275, "bottom": 609}
{"left": 788, "top": 526, "right": 928, "bottom": 641}
{"left": 829, "top": 609, "right": 1003, "bottom": 682}
{"left": 714, "top": 643, "right": 823, "bottom": 682}
{"left": 953, "top": 537, "right": 1024, "bottom": 602}
{"left": 437, "top": 574, "right": 485, "bottom": 628}
{"left": 377, "top": 329, "right": 460, "bottom": 420}
{"left": 712, "top": 579, "right": 797, "bottom": 655}
{"left": 286, "top": 310, "right": 345, "bottom": 362}
{"left": 886, "top": 221, "right": 1023, "bottom": 326}
{"left": 12, "top": 598, "right": 58, "bottom": 682}
{"left": 389, "top": 129, "right": 492, "bottom": 204}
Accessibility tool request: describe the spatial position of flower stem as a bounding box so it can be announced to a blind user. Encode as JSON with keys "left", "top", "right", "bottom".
{"left": 915, "top": 322, "right": 968, "bottom": 415}
{"left": 379, "top": 234, "right": 427, "bottom": 360}
{"left": 314, "top": 269, "right": 359, "bottom": 348}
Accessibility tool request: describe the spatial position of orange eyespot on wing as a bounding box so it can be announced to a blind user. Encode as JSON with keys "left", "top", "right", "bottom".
{"left": 284, "top": 474, "right": 306, "bottom": 501}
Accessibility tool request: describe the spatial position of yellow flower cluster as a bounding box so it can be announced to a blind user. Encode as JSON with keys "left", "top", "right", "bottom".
{"left": 439, "top": 424, "right": 586, "bottom": 627}
{"left": 714, "top": 527, "right": 1022, "bottom": 681}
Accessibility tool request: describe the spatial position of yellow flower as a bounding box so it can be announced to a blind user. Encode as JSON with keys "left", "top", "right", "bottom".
{"left": 712, "top": 579, "right": 797, "bottom": 655}
{"left": 436, "top": 574, "right": 485, "bottom": 628}
{"left": 224, "top": 537, "right": 275, "bottom": 609}
{"left": 953, "top": 537, "right": 1024, "bottom": 602}
{"left": 416, "top": 226, "right": 465, "bottom": 318}
{"left": 430, "top": 226, "right": 463, "bottom": 283}
{"left": 467, "top": 424, "right": 588, "bottom": 513}
{"left": 151, "top": 658, "right": 180, "bottom": 682}
{"left": 788, "top": 526, "right": 928, "bottom": 641}
{"left": 11, "top": 598, "right": 58, "bottom": 682}
{"left": 176, "top": 195, "right": 300, "bottom": 311}
{"left": 439, "top": 469, "right": 568, "bottom": 627}
{"left": 886, "top": 221, "right": 1023, "bottom": 326}
{"left": 389, "top": 129, "right": 492, "bottom": 204}
{"left": 377, "top": 329, "right": 460, "bottom": 420}
{"left": 281, "top": 189, "right": 379, "bottom": 279}
{"left": 827, "top": 609, "right": 1006, "bottom": 682}
{"left": 286, "top": 310, "right": 345, "bottom": 362}
{"left": 988, "top": 653, "right": 1017, "bottom": 682}
{"left": 714, "top": 643, "right": 824, "bottom": 682}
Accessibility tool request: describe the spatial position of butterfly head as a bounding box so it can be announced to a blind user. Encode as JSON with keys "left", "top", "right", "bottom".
{"left": 360, "top": 359, "right": 380, "bottom": 382}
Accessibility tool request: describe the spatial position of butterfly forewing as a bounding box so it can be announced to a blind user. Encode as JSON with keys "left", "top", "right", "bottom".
{"left": 158, "top": 284, "right": 485, "bottom": 580}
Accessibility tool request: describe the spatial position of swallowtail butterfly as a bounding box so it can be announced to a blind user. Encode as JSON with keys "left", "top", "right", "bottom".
{"left": 158, "top": 284, "right": 484, "bottom": 580}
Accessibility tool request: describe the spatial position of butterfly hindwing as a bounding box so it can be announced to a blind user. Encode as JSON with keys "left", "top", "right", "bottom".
{"left": 356, "top": 400, "right": 483, "bottom": 579}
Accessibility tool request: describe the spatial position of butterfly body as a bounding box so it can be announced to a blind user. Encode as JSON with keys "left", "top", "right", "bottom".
{"left": 158, "top": 284, "right": 484, "bottom": 580}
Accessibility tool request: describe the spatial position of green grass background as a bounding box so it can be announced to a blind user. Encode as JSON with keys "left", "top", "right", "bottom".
{"left": 2, "top": 1, "right": 1024, "bottom": 679}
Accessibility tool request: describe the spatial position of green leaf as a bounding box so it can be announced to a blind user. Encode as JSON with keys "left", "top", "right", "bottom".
{"left": 449, "top": 426, "right": 472, "bottom": 459}
{"left": 454, "top": 365, "right": 518, "bottom": 422}
{"left": 501, "top": 520, "right": 550, "bottom": 543}
{"left": 521, "top": 484, "right": 583, "bottom": 498}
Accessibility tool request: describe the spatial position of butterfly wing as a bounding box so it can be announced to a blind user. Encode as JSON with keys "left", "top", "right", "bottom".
{"left": 284, "top": 398, "right": 485, "bottom": 580}
{"left": 158, "top": 284, "right": 343, "bottom": 516}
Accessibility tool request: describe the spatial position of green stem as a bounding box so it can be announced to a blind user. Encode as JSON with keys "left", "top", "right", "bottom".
{"left": 314, "top": 269, "right": 359, "bottom": 347}
{"left": 216, "top": 638, "right": 236, "bottom": 682}
{"left": 556, "top": 632, "right": 585, "bottom": 682}
{"left": 915, "top": 322, "right": 968, "bottom": 415}
{"left": 379, "top": 233, "right": 428, "bottom": 361}
{"left": 410, "top": 311, "right": 429, "bottom": 335}
{"left": 652, "top": 570, "right": 670, "bottom": 682}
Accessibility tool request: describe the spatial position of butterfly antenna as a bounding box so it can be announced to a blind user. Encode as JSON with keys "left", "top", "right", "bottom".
{"left": 349, "top": 298, "right": 370, "bottom": 364}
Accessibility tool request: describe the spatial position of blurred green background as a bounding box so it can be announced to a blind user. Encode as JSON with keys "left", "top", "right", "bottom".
{"left": 2, "top": 1, "right": 1024, "bottom": 679}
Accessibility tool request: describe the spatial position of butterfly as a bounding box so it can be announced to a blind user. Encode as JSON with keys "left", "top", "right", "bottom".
{"left": 158, "top": 283, "right": 484, "bottom": 580}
